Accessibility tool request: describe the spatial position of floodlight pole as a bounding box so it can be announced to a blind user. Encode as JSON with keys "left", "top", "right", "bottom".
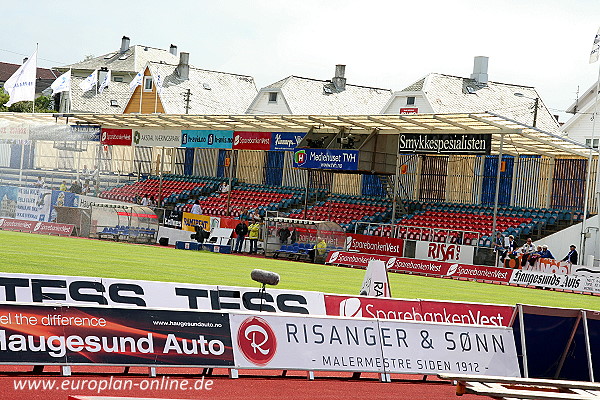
{"left": 391, "top": 139, "right": 402, "bottom": 237}
{"left": 491, "top": 133, "right": 504, "bottom": 249}
{"left": 582, "top": 63, "right": 600, "bottom": 259}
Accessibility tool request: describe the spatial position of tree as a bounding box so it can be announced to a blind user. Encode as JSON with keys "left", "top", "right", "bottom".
{"left": 6, "top": 95, "right": 56, "bottom": 113}
{"left": 0, "top": 87, "right": 9, "bottom": 111}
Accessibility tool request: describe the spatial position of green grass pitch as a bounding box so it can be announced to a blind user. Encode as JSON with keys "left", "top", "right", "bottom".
{"left": 2, "top": 230, "right": 599, "bottom": 310}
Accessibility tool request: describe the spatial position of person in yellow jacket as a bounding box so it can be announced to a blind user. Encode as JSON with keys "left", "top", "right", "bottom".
{"left": 309, "top": 238, "right": 328, "bottom": 263}
{"left": 248, "top": 222, "right": 261, "bottom": 254}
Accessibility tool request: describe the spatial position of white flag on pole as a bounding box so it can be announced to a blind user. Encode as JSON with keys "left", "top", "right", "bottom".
{"left": 50, "top": 70, "right": 71, "bottom": 95}
{"left": 154, "top": 72, "right": 164, "bottom": 94}
{"left": 590, "top": 26, "right": 600, "bottom": 64}
{"left": 129, "top": 71, "right": 143, "bottom": 92}
{"left": 79, "top": 69, "right": 98, "bottom": 92}
{"left": 98, "top": 70, "right": 111, "bottom": 94}
{"left": 4, "top": 49, "right": 37, "bottom": 106}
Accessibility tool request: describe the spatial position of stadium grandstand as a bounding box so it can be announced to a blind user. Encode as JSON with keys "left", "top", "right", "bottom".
{"left": 0, "top": 111, "right": 596, "bottom": 258}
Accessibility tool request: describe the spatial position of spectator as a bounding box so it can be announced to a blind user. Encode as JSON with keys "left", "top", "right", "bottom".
{"left": 219, "top": 181, "right": 230, "bottom": 194}
{"left": 81, "top": 180, "right": 91, "bottom": 195}
{"left": 233, "top": 220, "right": 248, "bottom": 253}
{"left": 34, "top": 176, "right": 45, "bottom": 188}
{"left": 308, "top": 238, "right": 328, "bottom": 263}
{"left": 69, "top": 179, "right": 82, "bottom": 194}
{"left": 239, "top": 207, "right": 250, "bottom": 221}
{"left": 519, "top": 238, "right": 536, "bottom": 267}
{"left": 81, "top": 164, "right": 90, "bottom": 177}
{"left": 190, "top": 200, "right": 202, "bottom": 215}
{"left": 141, "top": 194, "right": 150, "bottom": 206}
{"left": 248, "top": 221, "right": 261, "bottom": 254}
{"left": 59, "top": 180, "right": 68, "bottom": 191}
{"left": 538, "top": 245, "right": 554, "bottom": 260}
{"left": 494, "top": 232, "right": 508, "bottom": 262}
{"left": 251, "top": 209, "right": 262, "bottom": 222}
{"left": 562, "top": 244, "right": 578, "bottom": 265}
{"left": 88, "top": 165, "right": 99, "bottom": 184}
{"left": 277, "top": 225, "right": 291, "bottom": 244}
{"left": 148, "top": 195, "right": 157, "bottom": 207}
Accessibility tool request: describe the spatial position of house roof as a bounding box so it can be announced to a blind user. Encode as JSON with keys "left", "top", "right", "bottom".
{"left": 0, "top": 62, "right": 57, "bottom": 82}
{"left": 57, "top": 45, "right": 179, "bottom": 73}
{"left": 68, "top": 76, "right": 131, "bottom": 113}
{"left": 397, "top": 73, "right": 561, "bottom": 133}
{"left": 251, "top": 76, "right": 392, "bottom": 115}
{"left": 148, "top": 62, "right": 258, "bottom": 114}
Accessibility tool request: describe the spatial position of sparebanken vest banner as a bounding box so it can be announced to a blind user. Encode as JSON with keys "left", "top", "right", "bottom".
{"left": 326, "top": 251, "right": 512, "bottom": 283}
{"left": 324, "top": 295, "right": 514, "bottom": 327}
{"left": 345, "top": 233, "right": 404, "bottom": 257}
{"left": 0, "top": 303, "right": 233, "bottom": 366}
{"left": 230, "top": 313, "right": 520, "bottom": 376}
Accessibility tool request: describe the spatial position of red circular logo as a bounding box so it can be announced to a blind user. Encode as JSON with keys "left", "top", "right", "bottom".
{"left": 237, "top": 316, "right": 277, "bottom": 366}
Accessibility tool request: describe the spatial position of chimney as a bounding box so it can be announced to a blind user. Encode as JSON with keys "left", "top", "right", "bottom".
{"left": 332, "top": 64, "right": 346, "bottom": 91}
{"left": 120, "top": 36, "right": 130, "bottom": 53}
{"left": 177, "top": 52, "right": 190, "bottom": 80}
{"left": 169, "top": 44, "right": 177, "bottom": 56}
{"left": 22, "top": 57, "right": 28, "bottom": 64}
{"left": 470, "top": 56, "right": 489, "bottom": 85}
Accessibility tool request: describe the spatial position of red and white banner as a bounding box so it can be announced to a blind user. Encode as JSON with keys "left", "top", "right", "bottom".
{"left": 101, "top": 128, "right": 133, "bottom": 146}
{"left": 415, "top": 241, "right": 475, "bottom": 264}
{"left": 345, "top": 233, "right": 403, "bottom": 257}
{"left": 324, "top": 295, "right": 514, "bottom": 327}
{"left": 0, "top": 218, "right": 74, "bottom": 236}
{"left": 230, "top": 313, "right": 520, "bottom": 376}
{"left": 326, "top": 251, "right": 512, "bottom": 283}
{"left": 232, "top": 131, "right": 271, "bottom": 150}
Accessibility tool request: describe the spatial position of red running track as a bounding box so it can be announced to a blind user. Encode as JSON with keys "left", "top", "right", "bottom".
{"left": 0, "top": 366, "right": 489, "bottom": 400}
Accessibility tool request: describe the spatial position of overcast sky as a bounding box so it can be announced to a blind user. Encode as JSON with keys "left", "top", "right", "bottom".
{"left": 3, "top": 0, "right": 600, "bottom": 121}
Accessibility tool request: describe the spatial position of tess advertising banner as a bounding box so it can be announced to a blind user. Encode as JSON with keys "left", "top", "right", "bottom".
{"left": 230, "top": 313, "right": 520, "bottom": 376}
{"left": 233, "top": 131, "right": 271, "bottom": 150}
{"left": 345, "top": 233, "right": 404, "bottom": 257}
{"left": 270, "top": 132, "right": 306, "bottom": 151}
{"left": 398, "top": 133, "right": 491, "bottom": 155}
{"left": 326, "top": 252, "right": 512, "bottom": 283}
{"left": 101, "top": 129, "right": 133, "bottom": 146}
{"left": 181, "top": 130, "right": 233, "bottom": 149}
{"left": 0, "top": 272, "right": 327, "bottom": 315}
{"left": 414, "top": 241, "right": 475, "bottom": 264}
{"left": 132, "top": 129, "right": 181, "bottom": 147}
{"left": 293, "top": 149, "right": 359, "bottom": 171}
{"left": 0, "top": 303, "right": 233, "bottom": 366}
{"left": 324, "top": 295, "right": 514, "bottom": 327}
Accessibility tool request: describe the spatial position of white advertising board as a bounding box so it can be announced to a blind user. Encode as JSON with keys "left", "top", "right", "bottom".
{"left": 0, "top": 272, "right": 326, "bottom": 315}
{"left": 230, "top": 313, "right": 520, "bottom": 377}
{"left": 414, "top": 241, "right": 475, "bottom": 264}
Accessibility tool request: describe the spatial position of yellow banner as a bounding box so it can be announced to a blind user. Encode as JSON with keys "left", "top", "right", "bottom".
{"left": 182, "top": 212, "right": 210, "bottom": 232}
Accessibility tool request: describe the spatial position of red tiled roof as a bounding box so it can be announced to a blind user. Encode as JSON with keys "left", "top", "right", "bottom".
{"left": 0, "top": 62, "right": 57, "bottom": 82}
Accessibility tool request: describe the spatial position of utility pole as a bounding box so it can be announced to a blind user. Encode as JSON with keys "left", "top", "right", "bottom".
{"left": 183, "top": 89, "right": 192, "bottom": 114}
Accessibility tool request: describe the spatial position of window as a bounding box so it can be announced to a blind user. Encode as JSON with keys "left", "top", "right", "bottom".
{"left": 143, "top": 76, "right": 153, "bottom": 92}
{"left": 406, "top": 96, "right": 416, "bottom": 106}
{"left": 268, "top": 92, "right": 278, "bottom": 102}
{"left": 586, "top": 138, "right": 599, "bottom": 148}
{"left": 113, "top": 76, "right": 123, "bottom": 82}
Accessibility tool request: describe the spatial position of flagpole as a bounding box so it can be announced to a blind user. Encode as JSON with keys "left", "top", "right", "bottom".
{"left": 32, "top": 43, "right": 38, "bottom": 114}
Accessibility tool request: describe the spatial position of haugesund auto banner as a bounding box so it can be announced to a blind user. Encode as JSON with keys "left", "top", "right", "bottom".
{"left": 0, "top": 272, "right": 326, "bottom": 315}
{"left": 509, "top": 269, "right": 600, "bottom": 294}
{"left": 0, "top": 303, "right": 233, "bottom": 366}
{"left": 230, "top": 313, "right": 520, "bottom": 376}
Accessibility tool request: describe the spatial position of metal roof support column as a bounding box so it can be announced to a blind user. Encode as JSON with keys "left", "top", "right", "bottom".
{"left": 226, "top": 150, "right": 235, "bottom": 216}
{"left": 491, "top": 133, "right": 505, "bottom": 247}
{"left": 517, "top": 304, "right": 529, "bottom": 378}
{"left": 582, "top": 310, "right": 595, "bottom": 382}
{"left": 391, "top": 136, "right": 402, "bottom": 232}
{"left": 158, "top": 147, "right": 165, "bottom": 206}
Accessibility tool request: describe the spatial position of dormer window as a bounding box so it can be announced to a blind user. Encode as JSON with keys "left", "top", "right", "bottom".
{"left": 143, "top": 76, "right": 153, "bottom": 92}
{"left": 406, "top": 96, "right": 416, "bottom": 106}
{"left": 268, "top": 92, "right": 278, "bottom": 103}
